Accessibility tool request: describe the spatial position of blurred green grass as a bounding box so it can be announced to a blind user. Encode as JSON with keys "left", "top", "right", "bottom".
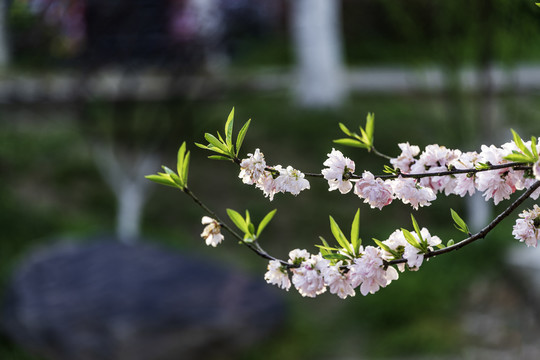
{"left": 1, "top": 91, "right": 540, "bottom": 359}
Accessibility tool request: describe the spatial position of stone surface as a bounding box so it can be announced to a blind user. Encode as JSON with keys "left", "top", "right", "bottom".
{"left": 1, "top": 239, "right": 285, "bottom": 360}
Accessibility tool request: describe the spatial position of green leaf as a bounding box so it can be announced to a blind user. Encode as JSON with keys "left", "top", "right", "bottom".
{"left": 208, "top": 155, "right": 232, "bottom": 161}
{"left": 373, "top": 238, "right": 392, "bottom": 254}
{"left": 402, "top": 228, "right": 422, "bottom": 250}
{"left": 319, "top": 237, "right": 330, "bottom": 248}
{"left": 322, "top": 253, "right": 350, "bottom": 261}
{"left": 236, "top": 119, "right": 251, "bottom": 156}
{"left": 145, "top": 174, "right": 179, "bottom": 188}
{"left": 531, "top": 136, "right": 539, "bottom": 161}
{"left": 316, "top": 244, "right": 331, "bottom": 257}
{"left": 359, "top": 127, "right": 370, "bottom": 145}
{"left": 243, "top": 233, "right": 255, "bottom": 243}
{"left": 205, "top": 146, "right": 229, "bottom": 156}
{"left": 447, "top": 239, "right": 455, "bottom": 246}
{"left": 365, "top": 113, "right": 375, "bottom": 143}
{"left": 181, "top": 151, "right": 190, "bottom": 185}
{"left": 225, "top": 107, "right": 235, "bottom": 149}
{"left": 350, "top": 209, "right": 361, "bottom": 254}
{"left": 162, "top": 166, "right": 183, "bottom": 187}
{"left": 450, "top": 209, "right": 470, "bottom": 234}
{"left": 329, "top": 216, "right": 353, "bottom": 254}
{"left": 227, "top": 209, "right": 248, "bottom": 233}
{"left": 316, "top": 244, "right": 340, "bottom": 253}
{"left": 317, "top": 237, "right": 337, "bottom": 256}
{"left": 257, "top": 209, "right": 277, "bottom": 237}
{"left": 195, "top": 142, "right": 210, "bottom": 150}
{"left": 511, "top": 129, "right": 534, "bottom": 159}
{"left": 177, "top": 142, "right": 186, "bottom": 176}
{"left": 315, "top": 236, "right": 339, "bottom": 251}
{"left": 333, "top": 138, "right": 369, "bottom": 149}
{"left": 503, "top": 153, "right": 532, "bottom": 163}
{"left": 410, "top": 214, "right": 425, "bottom": 246}
{"left": 248, "top": 223, "right": 255, "bottom": 236}
{"left": 475, "top": 162, "right": 491, "bottom": 170}
{"left": 338, "top": 123, "right": 352, "bottom": 136}
{"left": 217, "top": 131, "right": 226, "bottom": 145}
{"left": 204, "top": 133, "right": 229, "bottom": 153}
{"left": 383, "top": 165, "right": 397, "bottom": 174}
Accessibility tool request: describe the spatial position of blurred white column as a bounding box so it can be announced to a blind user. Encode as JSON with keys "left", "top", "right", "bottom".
{"left": 187, "top": 0, "right": 228, "bottom": 72}
{"left": 290, "top": 0, "right": 346, "bottom": 108}
{"left": 93, "top": 146, "right": 158, "bottom": 244}
{"left": 0, "top": 0, "right": 10, "bottom": 67}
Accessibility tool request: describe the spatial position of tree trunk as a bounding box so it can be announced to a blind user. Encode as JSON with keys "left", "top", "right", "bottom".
{"left": 187, "top": 0, "right": 228, "bottom": 72}
{"left": 290, "top": 0, "right": 346, "bottom": 108}
{"left": 93, "top": 145, "right": 158, "bottom": 244}
{"left": 0, "top": 0, "right": 10, "bottom": 68}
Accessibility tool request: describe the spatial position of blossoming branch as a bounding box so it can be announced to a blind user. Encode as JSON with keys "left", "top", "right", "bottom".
{"left": 146, "top": 108, "right": 540, "bottom": 299}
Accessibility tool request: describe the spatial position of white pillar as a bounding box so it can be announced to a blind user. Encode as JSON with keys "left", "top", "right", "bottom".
{"left": 0, "top": 0, "right": 10, "bottom": 68}
{"left": 187, "top": 0, "right": 228, "bottom": 72}
{"left": 93, "top": 146, "right": 158, "bottom": 244}
{"left": 290, "top": 0, "right": 346, "bottom": 107}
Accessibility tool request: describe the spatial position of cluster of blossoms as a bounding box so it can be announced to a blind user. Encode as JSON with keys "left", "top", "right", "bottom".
{"left": 262, "top": 226, "right": 442, "bottom": 298}
{"left": 238, "top": 149, "right": 310, "bottom": 201}
{"left": 321, "top": 141, "right": 540, "bottom": 212}
{"left": 380, "top": 228, "right": 442, "bottom": 271}
{"left": 512, "top": 204, "right": 540, "bottom": 247}
{"left": 322, "top": 147, "right": 437, "bottom": 210}
{"left": 391, "top": 140, "right": 540, "bottom": 204}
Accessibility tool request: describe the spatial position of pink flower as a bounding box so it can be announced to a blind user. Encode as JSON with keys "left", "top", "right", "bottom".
{"left": 349, "top": 246, "right": 399, "bottom": 296}
{"left": 322, "top": 148, "right": 356, "bottom": 194}
{"left": 402, "top": 228, "right": 442, "bottom": 271}
{"left": 322, "top": 262, "right": 355, "bottom": 299}
{"left": 255, "top": 171, "right": 280, "bottom": 201}
{"left": 476, "top": 145, "right": 517, "bottom": 204}
{"left": 381, "top": 229, "right": 408, "bottom": 272}
{"left": 512, "top": 205, "right": 540, "bottom": 247}
{"left": 288, "top": 249, "right": 311, "bottom": 264}
{"left": 410, "top": 145, "right": 461, "bottom": 194}
{"left": 200, "top": 216, "right": 224, "bottom": 247}
{"left": 354, "top": 171, "right": 393, "bottom": 209}
{"left": 534, "top": 160, "right": 540, "bottom": 181}
{"left": 390, "top": 142, "right": 420, "bottom": 173}
{"left": 275, "top": 166, "right": 310, "bottom": 196}
{"left": 239, "top": 148, "right": 267, "bottom": 185}
{"left": 450, "top": 151, "right": 479, "bottom": 197}
{"left": 291, "top": 254, "right": 328, "bottom": 297}
{"left": 390, "top": 177, "right": 436, "bottom": 209}
{"left": 264, "top": 260, "right": 291, "bottom": 291}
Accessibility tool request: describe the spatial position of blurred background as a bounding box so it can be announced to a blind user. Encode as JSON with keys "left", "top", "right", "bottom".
{"left": 2, "top": 0, "right": 540, "bottom": 359}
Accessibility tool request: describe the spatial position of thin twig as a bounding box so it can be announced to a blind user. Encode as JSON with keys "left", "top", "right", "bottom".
{"left": 370, "top": 146, "right": 393, "bottom": 160}
{"left": 183, "top": 186, "right": 290, "bottom": 266}
{"left": 301, "top": 162, "right": 530, "bottom": 180}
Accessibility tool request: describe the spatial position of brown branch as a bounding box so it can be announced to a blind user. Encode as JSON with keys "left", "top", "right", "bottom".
{"left": 302, "top": 162, "right": 531, "bottom": 180}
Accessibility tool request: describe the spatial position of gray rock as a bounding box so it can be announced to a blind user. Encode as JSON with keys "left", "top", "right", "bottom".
{"left": 1, "top": 238, "right": 285, "bottom": 360}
